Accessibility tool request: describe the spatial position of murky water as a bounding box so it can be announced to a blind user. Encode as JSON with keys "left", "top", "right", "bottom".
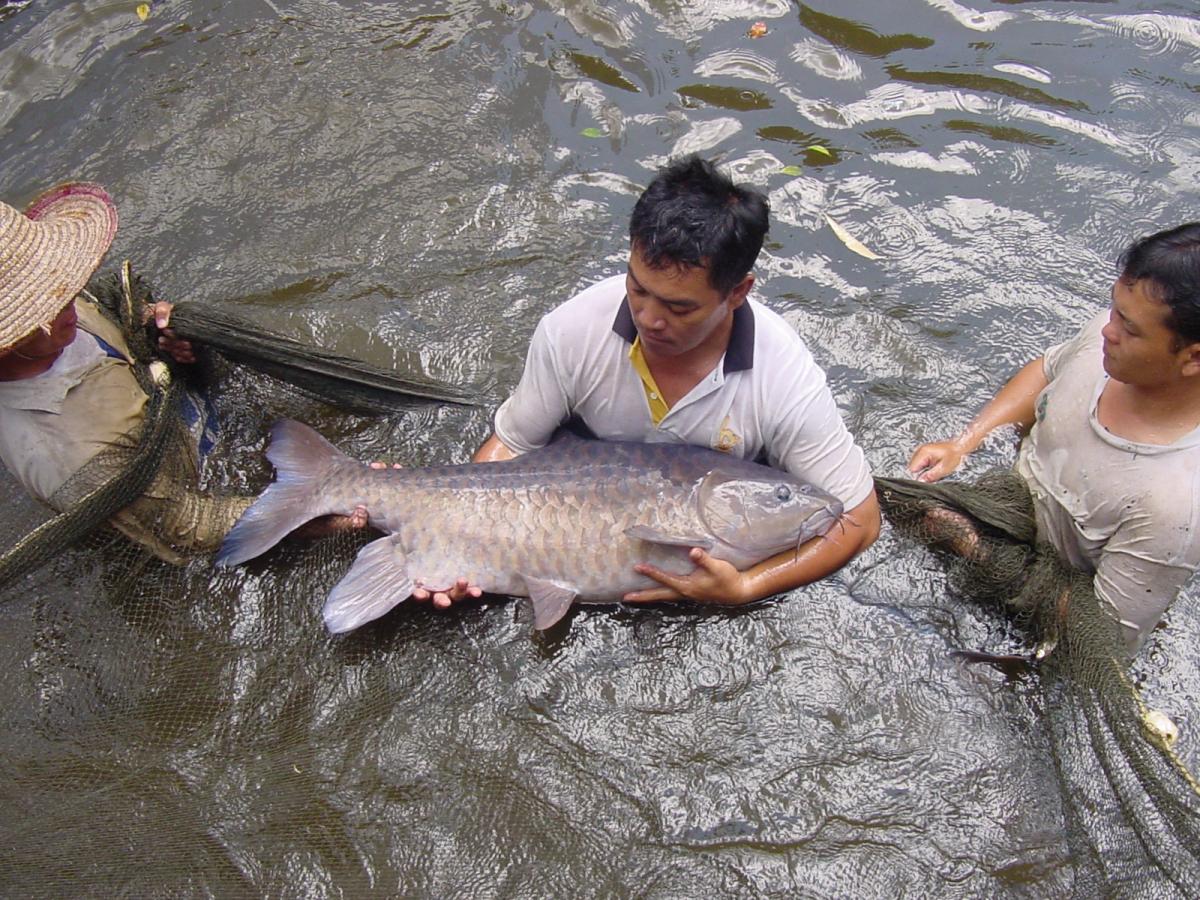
{"left": 2, "top": 0, "right": 1199, "bottom": 896}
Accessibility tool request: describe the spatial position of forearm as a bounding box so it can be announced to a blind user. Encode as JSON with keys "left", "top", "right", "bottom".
{"left": 735, "top": 491, "right": 882, "bottom": 604}
{"left": 472, "top": 432, "right": 518, "bottom": 462}
{"left": 953, "top": 357, "right": 1048, "bottom": 453}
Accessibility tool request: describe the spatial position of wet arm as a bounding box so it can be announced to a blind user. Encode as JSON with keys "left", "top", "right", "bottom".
{"left": 627, "top": 490, "right": 881, "bottom": 606}
{"left": 472, "top": 432, "right": 518, "bottom": 462}
{"left": 908, "top": 357, "right": 1048, "bottom": 482}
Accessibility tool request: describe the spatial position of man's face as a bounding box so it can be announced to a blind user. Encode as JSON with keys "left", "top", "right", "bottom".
{"left": 5, "top": 300, "right": 79, "bottom": 361}
{"left": 625, "top": 246, "right": 750, "bottom": 360}
{"left": 1100, "top": 277, "right": 1194, "bottom": 386}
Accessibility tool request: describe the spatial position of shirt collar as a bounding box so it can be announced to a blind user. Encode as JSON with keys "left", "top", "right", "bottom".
{"left": 611, "top": 295, "right": 755, "bottom": 374}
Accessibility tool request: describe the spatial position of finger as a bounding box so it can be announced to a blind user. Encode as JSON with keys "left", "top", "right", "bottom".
{"left": 432, "top": 592, "right": 452, "bottom": 609}
{"left": 907, "top": 448, "right": 934, "bottom": 474}
{"left": 153, "top": 301, "right": 173, "bottom": 329}
{"left": 688, "top": 547, "right": 719, "bottom": 571}
{"left": 411, "top": 588, "right": 431, "bottom": 603}
{"left": 633, "top": 562, "right": 680, "bottom": 588}
{"left": 623, "top": 587, "right": 682, "bottom": 603}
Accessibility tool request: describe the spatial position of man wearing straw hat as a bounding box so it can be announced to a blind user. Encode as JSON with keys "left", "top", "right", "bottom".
{"left": 0, "top": 182, "right": 245, "bottom": 561}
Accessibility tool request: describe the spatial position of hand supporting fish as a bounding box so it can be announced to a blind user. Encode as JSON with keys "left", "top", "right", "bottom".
{"left": 626, "top": 547, "right": 747, "bottom": 605}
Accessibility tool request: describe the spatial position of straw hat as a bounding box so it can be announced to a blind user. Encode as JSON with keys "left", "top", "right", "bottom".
{"left": 0, "top": 182, "right": 118, "bottom": 352}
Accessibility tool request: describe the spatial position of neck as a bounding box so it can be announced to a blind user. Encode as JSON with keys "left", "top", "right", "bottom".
{"left": 0, "top": 347, "right": 64, "bottom": 381}
{"left": 1100, "top": 377, "right": 1200, "bottom": 444}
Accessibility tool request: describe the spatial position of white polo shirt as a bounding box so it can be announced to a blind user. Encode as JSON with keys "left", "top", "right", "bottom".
{"left": 493, "top": 274, "right": 874, "bottom": 510}
{"left": 1016, "top": 311, "right": 1200, "bottom": 654}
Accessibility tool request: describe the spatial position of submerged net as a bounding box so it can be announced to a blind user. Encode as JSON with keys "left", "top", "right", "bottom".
{"left": 876, "top": 473, "right": 1200, "bottom": 896}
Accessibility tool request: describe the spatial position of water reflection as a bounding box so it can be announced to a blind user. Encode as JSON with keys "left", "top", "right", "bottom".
{"left": 1, "top": 0, "right": 1198, "bottom": 896}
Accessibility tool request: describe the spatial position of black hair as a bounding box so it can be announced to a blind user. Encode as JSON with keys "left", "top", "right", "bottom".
{"left": 628, "top": 155, "right": 769, "bottom": 295}
{"left": 1118, "top": 222, "right": 1200, "bottom": 345}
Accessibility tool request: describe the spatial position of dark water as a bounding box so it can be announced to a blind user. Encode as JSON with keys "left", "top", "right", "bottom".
{"left": 2, "top": 0, "right": 1199, "bottom": 896}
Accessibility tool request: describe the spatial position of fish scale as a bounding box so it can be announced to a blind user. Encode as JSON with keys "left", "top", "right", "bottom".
{"left": 217, "top": 420, "right": 844, "bottom": 633}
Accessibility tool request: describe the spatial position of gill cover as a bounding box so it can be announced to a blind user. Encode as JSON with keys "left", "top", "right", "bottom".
{"left": 697, "top": 469, "right": 841, "bottom": 554}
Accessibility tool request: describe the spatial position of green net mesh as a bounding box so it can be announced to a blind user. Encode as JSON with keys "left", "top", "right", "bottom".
{"left": 877, "top": 472, "right": 1200, "bottom": 896}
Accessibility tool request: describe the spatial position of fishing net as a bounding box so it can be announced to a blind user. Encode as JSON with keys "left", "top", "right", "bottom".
{"left": 876, "top": 473, "right": 1200, "bottom": 897}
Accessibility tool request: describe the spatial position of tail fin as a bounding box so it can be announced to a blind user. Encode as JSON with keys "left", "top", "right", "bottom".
{"left": 216, "top": 419, "right": 353, "bottom": 567}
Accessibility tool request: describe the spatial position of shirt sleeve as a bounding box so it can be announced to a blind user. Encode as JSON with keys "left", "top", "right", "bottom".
{"left": 1044, "top": 311, "right": 1107, "bottom": 381}
{"left": 492, "top": 316, "right": 573, "bottom": 454}
{"left": 767, "top": 365, "right": 874, "bottom": 511}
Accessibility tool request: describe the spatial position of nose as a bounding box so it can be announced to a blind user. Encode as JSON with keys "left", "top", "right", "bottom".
{"left": 1101, "top": 311, "right": 1118, "bottom": 344}
{"left": 634, "top": 299, "right": 666, "bottom": 332}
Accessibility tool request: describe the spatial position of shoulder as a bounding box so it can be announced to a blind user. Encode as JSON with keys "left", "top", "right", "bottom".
{"left": 540, "top": 274, "right": 626, "bottom": 330}
{"left": 75, "top": 294, "right": 133, "bottom": 360}
{"left": 745, "top": 298, "right": 822, "bottom": 386}
{"left": 1044, "top": 310, "right": 1105, "bottom": 379}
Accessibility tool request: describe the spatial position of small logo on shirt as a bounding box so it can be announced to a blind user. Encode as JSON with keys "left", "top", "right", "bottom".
{"left": 715, "top": 416, "right": 742, "bottom": 453}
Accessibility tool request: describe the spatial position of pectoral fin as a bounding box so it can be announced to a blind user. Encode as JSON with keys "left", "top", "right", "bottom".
{"left": 623, "top": 525, "right": 714, "bottom": 551}
{"left": 323, "top": 535, "right": 415, "bottom": 634}
{"left": 520, "top": 574, "right": 578, "bottom": 631}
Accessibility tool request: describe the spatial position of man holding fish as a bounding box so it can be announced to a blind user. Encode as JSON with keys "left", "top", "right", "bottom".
{"left": 416, "top": 155, "right": 881, "bottom": 610}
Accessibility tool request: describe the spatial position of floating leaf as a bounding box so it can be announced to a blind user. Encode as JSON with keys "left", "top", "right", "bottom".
{"left": 807, "top": 145, "right": 833, "bottom": 157}
{"left": 824, "top": 214, "right": 881, "bottom": 260}
{"left": 136, "top": 2, "right": 151, "bottom": 19}
{"left": 747, "top": 21, "right": 768, "bottom": 39}
{"left": 580, "top": 127, "right": 604, "bottom": 138}
{"left": 780, "top": 165, "right": 803, "bottom": 176}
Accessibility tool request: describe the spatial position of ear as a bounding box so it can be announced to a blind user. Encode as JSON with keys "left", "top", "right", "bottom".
{"left": 1181, "top": 343, "right": 1200, "bottom": 377}
{"left": 726, "top": 273, "right": 754, "bottom": 310}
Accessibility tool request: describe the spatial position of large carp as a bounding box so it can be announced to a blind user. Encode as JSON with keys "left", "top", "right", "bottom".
{"left": 217, "top": 420, "right": 844, "bottom": 633}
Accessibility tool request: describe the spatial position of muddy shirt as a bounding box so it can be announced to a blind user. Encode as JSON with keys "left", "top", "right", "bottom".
{"left": 1016, "top": 311, "right": 1200, "bottom": 654}
{"left": 493, "top": 273, "right": 874, "bottom": 510}
{"left": 0, "top": 297, "right": 145, "bottom": 504}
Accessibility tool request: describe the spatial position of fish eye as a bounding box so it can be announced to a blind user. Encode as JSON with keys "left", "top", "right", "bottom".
{"left": 775, "top": 484, "right": 792, "bottom": 502}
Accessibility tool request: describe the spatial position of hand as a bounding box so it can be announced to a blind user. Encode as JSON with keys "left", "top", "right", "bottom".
{"left": 412, "top": 577, "right": 483, "bottom": 610}
{"left": 624, "top": 548, "right": 750, "bottom": 606}
{"left": 907, "top": 439, "right": 968, "bottom": 483}
{"left": 149, "top": 301, "right": 197, "bottom": 364}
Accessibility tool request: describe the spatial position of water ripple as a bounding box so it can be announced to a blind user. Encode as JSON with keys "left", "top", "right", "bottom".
{"left": 557, "top": 0, "right": 637, "bottom": 49}
{"left": 789, "top": 38, "right": 863, "bottom": 82}
{"left": 922, "top": 0, "right": 1017, "bottom": 33}
{"left": 646, "top": 0, "right": 790, "bottom": 41}
{"left": 694, "top": 48, "right": 779, "bottom": 85}
{"left": 874, "top": 149, "right": 977, "bottom": 177}
{"left": 1102, "top": 13, "right": 1200, "bottom": 56}
{"left": 786, "top": 82, "right": 994, "bottom": 130}
{"left": 645, "top": 116, "right": 743, "bottom": 167}
{"left": 992, "top": 62, "right": 1052, "bottom": 85}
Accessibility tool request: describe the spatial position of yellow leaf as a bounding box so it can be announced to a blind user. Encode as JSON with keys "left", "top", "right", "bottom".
{"left": 824, "top": 214, "right": 881, "bottom": 260}
{"left": 136, "top": 3, "right": 151, "bottom": 20}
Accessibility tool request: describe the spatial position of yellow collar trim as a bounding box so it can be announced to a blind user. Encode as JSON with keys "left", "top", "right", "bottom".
{"left": 629, "top": 337, "right": 669, "bottom": 425}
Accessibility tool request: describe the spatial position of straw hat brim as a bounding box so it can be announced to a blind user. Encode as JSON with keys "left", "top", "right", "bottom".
{"left": 0, "top": 182, "right": 119, "bottom": 352}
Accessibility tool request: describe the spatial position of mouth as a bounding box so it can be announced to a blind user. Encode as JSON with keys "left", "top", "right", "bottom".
{"left": 639, "top": 330, "right": 672, "bottom": 350}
